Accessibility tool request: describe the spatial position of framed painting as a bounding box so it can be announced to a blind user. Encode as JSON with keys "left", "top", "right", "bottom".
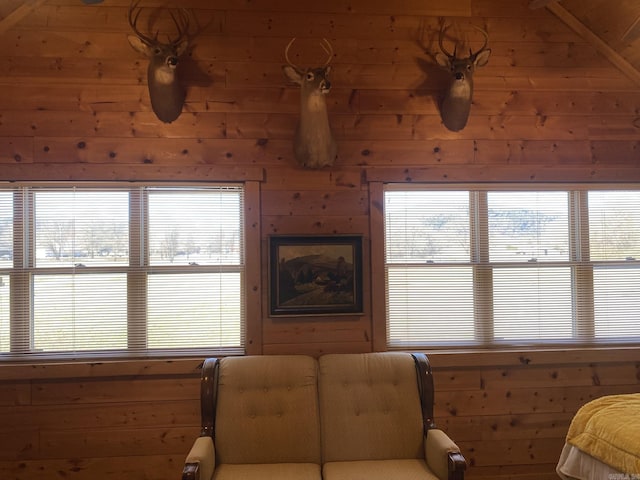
{"left": 269, "top": 235, "right": 363, "bottom": 316}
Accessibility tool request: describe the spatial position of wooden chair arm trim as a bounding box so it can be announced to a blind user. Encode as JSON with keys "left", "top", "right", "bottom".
{"left": 200, "top": 358, "right": 220, "bottom": 437}
{"left": 448, "top": 451, "right": 467, "bottom": 480}
{"left": 411, "top": 352, "right": 436, "bottom": 432}
{"left": 182, "top": 462, "right": 199, "bottom": 480}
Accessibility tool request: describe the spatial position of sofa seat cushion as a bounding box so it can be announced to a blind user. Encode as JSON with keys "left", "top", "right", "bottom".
{"left": 213, "top": 462, "right": 321, "bottom": 480}
{"left": 323, "top": 459, "right": 440, "bottom": 480}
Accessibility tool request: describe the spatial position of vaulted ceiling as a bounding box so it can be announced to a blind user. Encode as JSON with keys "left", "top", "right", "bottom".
{"left": 0, "top": 1, "right": 638, "bottom": 80}
{"left": 529, "top": 0, "right": 640, "bottom": 85}
{"left": 2, "top": 1, "right": 639, "bottom": 87}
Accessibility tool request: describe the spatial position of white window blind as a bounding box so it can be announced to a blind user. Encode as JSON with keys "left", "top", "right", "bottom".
{"left": 0, "top": 184, "right": 245, "bottom": 360}
{"left": 589, "top": 191, "right": 640, "bottom": 338}
{"left": 384, "top": 185, "right": 640, "bottom": 349}
{"left": 0, "top": 191, "right": 12, "bottom": 353}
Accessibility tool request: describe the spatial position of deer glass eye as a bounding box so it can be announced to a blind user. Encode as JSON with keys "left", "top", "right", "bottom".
{"left": 306, "top": 72, "right": 315, "bottom": 81}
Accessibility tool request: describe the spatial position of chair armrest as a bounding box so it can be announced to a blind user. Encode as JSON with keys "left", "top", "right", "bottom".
{"left": 447, "top": 451, "right": 467, "bottom": 480}
{"left": 182, "top": 463, "right": 198, "bottom": 480}
{"left": 182, "top": 436, "right": 215, "bottom": 480}
{"left": 424, "top": 429, "right": 467, "bottom": 480}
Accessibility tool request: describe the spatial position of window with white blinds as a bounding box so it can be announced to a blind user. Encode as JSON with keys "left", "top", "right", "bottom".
{"left": 384, "top": 186, "right": 640, "bottom": 349}
{"left": 0, "top": 184, "right": 245, "bottom": 360}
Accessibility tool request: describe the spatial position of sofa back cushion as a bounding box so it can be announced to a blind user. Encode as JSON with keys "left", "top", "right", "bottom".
{"left": 318, "top": 352, "right": 424, "bottom": 462}
{"left": 215, "top": 355, "right": 321, "bottom": 465}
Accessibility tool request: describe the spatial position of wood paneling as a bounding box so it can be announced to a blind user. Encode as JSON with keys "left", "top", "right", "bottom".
{"left": 0, "top": 350, "right": 637, "bottom": 479}
{"left": 1, "top": 0, "right": 639, "bottom": 479}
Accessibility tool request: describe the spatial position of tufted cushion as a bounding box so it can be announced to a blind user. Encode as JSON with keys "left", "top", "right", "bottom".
{"left": 214, "top": 355, "right": 321, "bottom": 465}
{"left": 318, "top": 352, "right": 425, "bottom": 463}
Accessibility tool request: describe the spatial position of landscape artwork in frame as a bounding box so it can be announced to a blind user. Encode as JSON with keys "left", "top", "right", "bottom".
{"left": 269, "top": 235, "right": 363, "bottom": 316}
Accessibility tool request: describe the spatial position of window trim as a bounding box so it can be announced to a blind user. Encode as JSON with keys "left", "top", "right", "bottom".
{"left": 371, "top": 182, "right": 640, "bottom": 351}
{"left": 0, "top": 181, "right": 262, "bottom": 361}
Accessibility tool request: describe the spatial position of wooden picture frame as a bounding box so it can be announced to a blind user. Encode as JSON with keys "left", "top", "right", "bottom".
{"left": 269, "top": 235, "right": 363, "bottom": 316}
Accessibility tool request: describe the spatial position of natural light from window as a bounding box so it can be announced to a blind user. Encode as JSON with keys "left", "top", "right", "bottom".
{"left": 0, "top": 185, "right": 245, "bottom": 359}
{"left": 384, "top": 187, "right": 640, "bottom": 348}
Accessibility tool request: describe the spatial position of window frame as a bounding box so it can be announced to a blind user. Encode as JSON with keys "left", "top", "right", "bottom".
{"left": 0, "top": 182, "right": 257, "bottom": 361}
{"left": 371, "top": 182, "right": 640, "bottom": 351}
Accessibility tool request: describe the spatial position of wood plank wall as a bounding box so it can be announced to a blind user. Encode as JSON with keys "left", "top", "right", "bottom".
{"left": 0, "top": 0, "right": 639, "bottom": 479}
{"left": 1, "top": 350, "right": 638, "bottom": 480}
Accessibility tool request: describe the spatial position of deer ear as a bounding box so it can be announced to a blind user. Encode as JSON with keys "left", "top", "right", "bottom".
{"left": 475, "top": 49, "right": 491, "bottom": 67}
{"left": 283, "top": 65, "right": 302, "bottom": 85}
{"left": 176, "top": 39, "right": 189, "bottom": 57}
{"left": 127, "top": 35, "right": 151, "bottom": 56}
{"left": 435, "top": 52, "right": 451, "bottom": 68}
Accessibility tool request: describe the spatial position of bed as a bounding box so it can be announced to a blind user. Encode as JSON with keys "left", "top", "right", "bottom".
{"left": 556, "top": 393, "right": 640, "bottom": 479}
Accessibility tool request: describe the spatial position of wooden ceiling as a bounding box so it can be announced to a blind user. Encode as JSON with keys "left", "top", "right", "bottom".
{"left": 2, "top": 1, "right": 639, "bottom": 86}
{"left": 529, "top": 0, "right": 640, "bottom": 85}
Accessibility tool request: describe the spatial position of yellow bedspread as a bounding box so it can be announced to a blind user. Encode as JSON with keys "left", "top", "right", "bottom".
{"left": 567, "top": 393, "right": 640, "bottom": 475}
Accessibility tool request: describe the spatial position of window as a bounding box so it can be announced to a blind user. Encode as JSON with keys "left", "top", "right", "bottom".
{"left": 0, "top": 184, "right": 245, "bottom": 360}
{"left": 384, "top": 186, "right": 640, "bottom": 349}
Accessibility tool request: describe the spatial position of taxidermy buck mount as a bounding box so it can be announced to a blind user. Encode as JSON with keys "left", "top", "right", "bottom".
{"left": 435, "top": 24, "right": 491, "bottom": 132}
{"left": 282, "top": 38, "right": 338, "bottom": 169}
{"left": 127, "top": 0, "right": 191, "bottom": 123}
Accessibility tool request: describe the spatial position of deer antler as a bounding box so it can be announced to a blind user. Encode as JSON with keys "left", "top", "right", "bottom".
{"left": 285, "top": 37, "right": 334, "bottom": 70}
{"left": 129, "top": 0, "right": 190, "bottom": 47}
{"left": 284, "top": 37, "right": 302, "bottom": 71}
{"left": 438, "top": 24, "right": 457, "bottom": 60}
{"left": 320, "top": 38, "right": 334, "bottom": 67}
{"left": 128, "top": 0, "right": 156, "bottom": 46}
{"left": 167, "top": 8, "right": 190, "bottom": 46}
{"left": 469, "top": 24, "right": 489, "bottom": 59}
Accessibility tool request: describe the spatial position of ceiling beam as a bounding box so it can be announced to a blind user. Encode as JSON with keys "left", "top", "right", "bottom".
{"left": 622, "top": 15, "right": 640, "bottom": 42}
{"left": 0, "top": 0, "right": 48, "bottom": 36}
{"left": 529, "top": 0, "right": 559, "bottom": 10}
{"left": 546, "top": 1, "right": 640, "bottom": 87}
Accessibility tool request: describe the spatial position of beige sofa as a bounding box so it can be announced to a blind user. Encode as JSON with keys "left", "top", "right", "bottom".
{"left": 182, "top": 352, "right": 466, "bottom": 480}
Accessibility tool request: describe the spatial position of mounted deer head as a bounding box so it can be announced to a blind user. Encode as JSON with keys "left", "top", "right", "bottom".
{"left": 127, "top": 0, "right": 190, "bottom": 123}
{"left": 282, "top": 38, "right": 337, "bottom": 169}
{"left": 435, "top": 24, "right": 491, "bottom": 132}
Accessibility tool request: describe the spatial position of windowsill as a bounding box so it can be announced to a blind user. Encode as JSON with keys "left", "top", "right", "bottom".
{"left": 415, "top": 345, "right": 640, "bottom": 368}
{"left": 1, "top": 345, "right": 639, "bottom": 381}
{"left": 0, "top": 356, "right": 204, "bottom": 381}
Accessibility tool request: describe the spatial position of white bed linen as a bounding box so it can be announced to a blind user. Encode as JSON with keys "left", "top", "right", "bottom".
{"left": 556, "top": 442, "right": 627, "bottom": 480}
